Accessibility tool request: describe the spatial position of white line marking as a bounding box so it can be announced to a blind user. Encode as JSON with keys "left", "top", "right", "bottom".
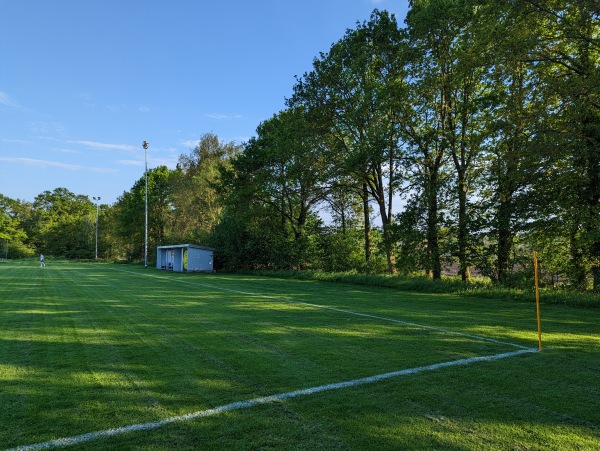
{"left": 112, "top": 269, "right": 532, "bottom": 350}
{"left": 8, "top": 348, "right": 536, "bottom": 451}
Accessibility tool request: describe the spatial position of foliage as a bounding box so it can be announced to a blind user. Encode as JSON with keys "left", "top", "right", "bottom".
{"left": 1, "top": 1, "right": 599, "bottom": 292}
{"left": 171, "top": 133, "right": 240, "bottom": 243}
{"left": 210, "top": 208, "right": 294, "bottom": 270}
{"left": 291, "top": 10, "right": 407, "bottom": 273}
{"left": 21, "top": 188, "right": 97, "bottom": 258}
{"left": 313, "top": 226, "right": 367, "bottom": 272}
{"left": 0, "top": 194, "right": 34, "bottom": 258}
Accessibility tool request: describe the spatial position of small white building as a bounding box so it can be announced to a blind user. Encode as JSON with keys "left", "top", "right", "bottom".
{"left": 156, "top": 244, "right": 214, "bottom": 272}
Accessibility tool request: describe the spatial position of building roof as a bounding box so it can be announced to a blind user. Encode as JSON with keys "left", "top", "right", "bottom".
{"left": 156, "top": 244, "right": 215, "bottom": 251}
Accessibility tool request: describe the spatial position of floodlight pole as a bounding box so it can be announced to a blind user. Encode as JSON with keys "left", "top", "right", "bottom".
{"left": 143, "top": 140, "right": 149, "bottom": 269}
{"left": 533, "top": 250, "right": 542, "bottom": 351}
{"left": 93, "top": 196, "right": 101, "bottom": 260}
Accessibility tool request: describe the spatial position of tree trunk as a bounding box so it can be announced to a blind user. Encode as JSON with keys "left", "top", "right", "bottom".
{"left": 457, "top": 178, "right": 470, "bottom": 282}
{"left": 385, "top": 229, "right": 397, "bottom": 274}
{"left": 583, "top": 112, "right": 600, "bottom": 291}
{"left": 362, "top": 182, "right": 371, "bottom": 264}
{"left": 426, "top": 174, "right": 441, "bottom": 280}
{"left": 591, "top": 239, "right": 600, "bottom": 292}
{"left": 497, "top": 197, "right": 512, "bottom": 284}
{"left": 569, "top": 224, "right": 587, "bottom": 289}
{"left": 382, "top": 222, "right": 396, "bottom": 274}
{"left": 374, "top": 176, "right": 396, "bottom": 274}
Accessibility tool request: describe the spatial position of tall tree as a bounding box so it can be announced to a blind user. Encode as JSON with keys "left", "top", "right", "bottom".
{"left": 482, "top": 0, "right": 600, "bottom": 287}
{"left": 292, "top": 10, "right": 407, "bottom": 273}
{"left": 25, "top": 188, "right": 94, "bottom": 257}
{"left": 218, "top": 107, "right": 329, "bottom": 269}
{"left": 404, "top": 0, "right": 495, "bottom": 282}
{"left": 403, "top": 0, "right": 459, "bottom": 279}
{"left": 236, "top": 109, "right": 328, "bottom": 234}
{"left": 0, "top": 195, "right": 33, "bottom": 258}
{"left": 526, "top": 0, "right": 600, "bottom": 289}
{"left": 171, "top": 133, "right": 240, "bottom": 243}
{"left": 444, "top": 4, "right": 498, "bottom": 282}
{"left": 488, "top": 60, "right": 546, "bottom": 283}
{"left": 114, "top": 166, "right": 174, "bottom": 261}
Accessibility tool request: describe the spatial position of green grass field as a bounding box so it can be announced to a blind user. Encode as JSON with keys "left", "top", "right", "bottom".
{"left": 1, "top": 260, "right": 599, "bottom": 450}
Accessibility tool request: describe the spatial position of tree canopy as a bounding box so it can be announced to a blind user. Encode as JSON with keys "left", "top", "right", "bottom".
{"left": 2, "top": 1, "right": 598, "bottom": 290}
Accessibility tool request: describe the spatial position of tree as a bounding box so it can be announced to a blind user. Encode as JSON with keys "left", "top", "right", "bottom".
{"left": 114, "top": 166, "right": 175, "bottom": 261}
{"left": 480, "top": 0, "right": 600, "bottom": 288}
{"left": 220, "top": 107, "right": 330, "bottom": 269}
{"left": 403, "top": 0, "right": 458, "bottom": 279}
{"left": 23, "top": 188, "right": 95, "bottom": 257}
{"left": 0, "top": 195, "right": 34, "bottom": 258}
{"left": 526, "top": 0, "right": 600, "bottom": 289}
{"left": 292, "top": 10, "right": 407, "bottom": 273}
{"left": 171, "top": 133, "right": 240, "bottom": 243}
{"left": 445, "top": 5, "right": 498, "bottom": 282}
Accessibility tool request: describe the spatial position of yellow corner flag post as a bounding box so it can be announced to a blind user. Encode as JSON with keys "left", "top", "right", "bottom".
{"left": 533, "top": 250, "right": 542, "bottom": 351}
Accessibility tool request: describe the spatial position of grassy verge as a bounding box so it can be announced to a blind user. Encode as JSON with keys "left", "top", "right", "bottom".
{"left": 250, "top": 269, "right": 600, "bottom": 308}
{"left": 1, "top": 260, "right": 599, "bottom": 449}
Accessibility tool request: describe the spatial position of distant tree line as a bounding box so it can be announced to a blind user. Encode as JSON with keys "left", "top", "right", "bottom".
{"left": 1, "top": 1, "right": 598, "bottom": 290}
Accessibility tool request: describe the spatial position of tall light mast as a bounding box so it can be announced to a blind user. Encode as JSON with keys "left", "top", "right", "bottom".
{"left": 142, "top": 140, "right": 149, "bottom": 268}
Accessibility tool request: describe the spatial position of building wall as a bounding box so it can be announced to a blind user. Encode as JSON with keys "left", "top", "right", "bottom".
{"left": 157, "top": 246, "right": 213, "bottom": 272}
{"left": 188, "top": 248, "right": 213, "bottom": 272}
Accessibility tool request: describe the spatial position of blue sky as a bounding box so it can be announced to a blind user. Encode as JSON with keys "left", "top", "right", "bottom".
{"left": 0, "top": 0, "right": 408, "bottom": 205}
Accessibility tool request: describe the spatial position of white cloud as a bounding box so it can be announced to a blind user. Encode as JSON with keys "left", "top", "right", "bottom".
{"left": 55, "top": 147, "right": 83, "bottom": 155}
{"left": 30, "top": 122, "right": 68, "bottom": 136}
{"left": 1, "top": 138, "right": 32, "bottom": 145}
{"left": 0, "top": 156, "right": 118, "bottom": 174}
{"left": 152, "top": 156, "right": 178, "bottom": 169}
{"left": 70, "top": 140, "right": 137, "bottom": 152}
{"left": 0, "top": 156, "right": 82, "bottom": 170}
{"left": 79, "top": 93, "right": 96, "bottom": 107}
{"left": 180, "top": 139, "right": 199, "bottom": 148}
{"left": 117, "top": 159, "right": 143, "bottom": 167}
{"left": 89, "top": 166, "right": 119, "bottom": 174}
{"left": 0, "top": 91, "right": 20, "bottom": 108}
{"left": 205, "top": 113, "right": 244, "bottom": 120}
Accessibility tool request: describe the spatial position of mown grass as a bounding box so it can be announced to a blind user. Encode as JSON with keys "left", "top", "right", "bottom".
{"left": 0, "top": 260, "right": 599, "bottom": 450}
